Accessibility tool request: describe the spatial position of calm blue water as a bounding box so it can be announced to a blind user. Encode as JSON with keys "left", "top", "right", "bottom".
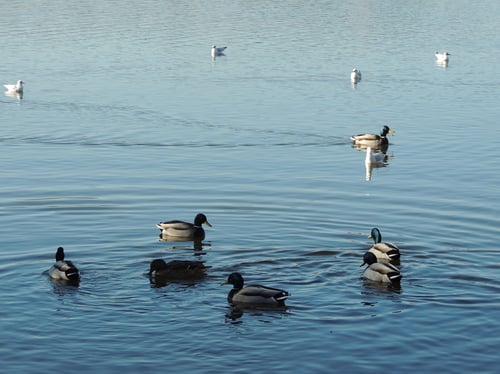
{"left": 1, "top": 1, "right": 500, "bottom": 372}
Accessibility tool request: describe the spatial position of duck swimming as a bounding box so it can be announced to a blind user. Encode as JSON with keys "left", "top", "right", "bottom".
{"left": 368, "top": 227, "right": 401, "bottom": 262}
{"left": 360, "top": 252, "right": 402, "bottom": 284}
{"left": 48, "top": 247, "right": 80, "bottom": 282}
{"left": 156, "top": 213, "right": 212, "bottom": 240}
{"left": 351, "top": 125, "right": 394, "bottom": 149}
{"left": 221, "top": 272, "right": 289, "bottom": 307}
{"left": 3, "top": 80, "right": 24, "bottom": 93}
{"left": 149, "top": 259, "right": 209, "bottom": 280}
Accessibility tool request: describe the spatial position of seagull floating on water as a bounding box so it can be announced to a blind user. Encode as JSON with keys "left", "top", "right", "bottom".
{"left": 3, "top": 80, "right": 24, "bottom": 93}
{"left": 211, "top": 45, "right": 227, "bottom": 57}
{"left": 350, "top": 68, "right": 362, "bottom": 83}
{"left": 435, "top": 51, "right": 450, "bottom": 63}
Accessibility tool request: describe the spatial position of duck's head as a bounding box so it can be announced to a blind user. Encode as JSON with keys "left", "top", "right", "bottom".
{"left": 149, "top": 259, "right": 167, "bottom": 274}
{"left": 381, "top": 126, "right": 394, "bottom": 137}
{"left": 221, "top": 272, "right": 244, "bottom": 289}
{"left": 368, "top": 228, "right": 382, "bottom": 244}
{"left": 55, "top": 246, "right": 65, "bottom": 261}
{"left": 194, "top": 213, "right": 212, "bottom": 228}
{"left": 360, "top": 251, "right": 378, "bottom": 267}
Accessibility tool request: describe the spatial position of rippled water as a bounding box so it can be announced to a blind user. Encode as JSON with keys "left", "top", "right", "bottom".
{"left": 1, "top": 1, "right": 500, "bottom": 372}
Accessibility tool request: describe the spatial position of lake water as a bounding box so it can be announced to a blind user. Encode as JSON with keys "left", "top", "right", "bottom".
{"left": 1, "top": 1, "right": 499, "bottom": 372}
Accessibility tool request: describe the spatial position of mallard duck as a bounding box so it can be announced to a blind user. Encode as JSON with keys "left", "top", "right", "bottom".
{"left": 148, "top": 259, "right": 209, "bottom": 280}
{"left": 350, "top": 68, "right": 362, "bottom": 83}
{"left": 351, "top": 125, "right": 394, "bottom": 148}
{"left": 211, "top": 45, "right": 227, "bottom": 57}
{"left": 156, "top": 213, "right": 212, "bottom": 239}
{"left": 3, "top": 80, "right": 24, "bottom": 93}
{"left": 48, "top": 247, "right": 80, "bottom": 282}
{"left": 435, "top": 51, "right": 450, "bottom": 63}
{"left": 368, "top": 228, "right": 400, "bottom": 261}
{"left": 221, "top": 272, "right": 289, "bottom": 307}
{"left": 360, "top": 251, "right": 402, "bottom": 284}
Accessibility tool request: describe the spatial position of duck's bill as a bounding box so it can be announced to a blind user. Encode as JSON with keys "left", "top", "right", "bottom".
{"left": 388, "top": 129, "right": 395, "bottom": 135}
{"left": 204, "top": 221, "right": 212, "bottom": 227}
{"left": 221, "top": 280, "right": 229, "bottom": 285}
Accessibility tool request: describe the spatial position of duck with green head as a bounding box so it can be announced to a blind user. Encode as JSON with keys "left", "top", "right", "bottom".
{"left": 48, "top": 247, "right": 80, "bottom": 283}
{"left": 156, "top": 213, "right": 212, "bottom": 240}
{"left": 351, "top": 125, "right": 394, "bottom": 149}
{"left": 367, "top": 227, "right": 400, "bottom": 262}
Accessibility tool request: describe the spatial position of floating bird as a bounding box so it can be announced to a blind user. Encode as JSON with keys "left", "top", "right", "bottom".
{"left": 148, "top": 259, "right": 209, "bottom": 280}
{"left": 3, "top": 80, "right": 24, "bottom": 93}
{"left": 221, "top": 272, "right": 289, "bottom": 307}
{"left": 360, "top": 251, "right": 402, "bottom": 284}
{"left": 48, "top": 247, "right": 80, "bottom": 282}
{"left": 367, "top": 227, "right": 401, "bottom": 262}
{"left": 156, "top": 213, "right": 212, "bottom": 240}
{"left": 435, "top": 51, "right": 450, "bottom": 63}
{"left": 351, "top": 125, "right": 395, "bottom": 148}
{"left": 211, "top": 45, "right": 227, "bottom": 57}
{"left": 350, "top": 68, "right": 362, "bottom": 83}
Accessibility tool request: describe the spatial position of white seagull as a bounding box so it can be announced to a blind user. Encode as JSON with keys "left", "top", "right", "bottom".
{"left": 435, "top": 51, "right": 450, "bottom": 63}
{"left": 211, "top": 45, "right": 227, "bottom": 57}
{"left": 3, "top": 80, "right": 24, "bottom": 93}
{"left": 350, "top": 68, "right": 362, "bottom": 83}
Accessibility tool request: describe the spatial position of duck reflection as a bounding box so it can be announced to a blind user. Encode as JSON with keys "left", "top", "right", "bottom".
{"left": 49, "top": 277, "right": 80, "bottom": 295}
{"left": 158, "top": 236, "right": 208, "bottom": 251}
{"left": 224, "top": 305, "right": 290, "bottom": 324}
{"left": 4, "top": 90, "right": 23, "bottom": 100}
{"left": 364, "top": 147, "right": 392, "bottom": 181}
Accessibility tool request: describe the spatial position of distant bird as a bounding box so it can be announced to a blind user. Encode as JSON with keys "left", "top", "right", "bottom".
{"left": 48, "top": 247, "right": 80, "bottom": 282}
{"left": 211, "top": 45, "right": 227, "bottom": 57}
{"left": 148, "top": 259, "right": 209, "bottom": 280}
{"left": 365, "top": 147, "right": 386, "bottom": 165}
{"left": 156, "top": 213, "right": 212, "bottom": 240}
{"left": 351, "top": 125, "right": 395, "bottom": 148}
{"left": 367, "top": 227, "right": 401, "bottom": 262}
{"left": 435, "top": 51, "right": 450, "bottom": 63}
{"left": 3, "top": 80, "right": 24, "bottom": 93}
{"left": 350, "top": 68, "right": 362, "bottom": 83}
{"left": 360, "top": 251, "right": 402, "bottom": 284}
{"left": 221, "top": 272, "right": 289, "bottom": 307}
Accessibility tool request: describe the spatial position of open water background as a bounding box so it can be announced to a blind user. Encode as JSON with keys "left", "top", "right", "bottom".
{"left": 1, "top": 1, "right": 499, "bottom": 372}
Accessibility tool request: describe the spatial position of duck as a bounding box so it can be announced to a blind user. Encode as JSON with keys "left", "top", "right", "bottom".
{"left": 435, "top": 51, "right": 450, "bottom": 62}
{"left": 48, "top": 247, "right": 80, "bottom": 282}
{"left": 360, "top": 251, "right": 402, "bottom": 284}
{"left": 221, "top": 272, "right": 289, "bottom": 307}
{"left": 368, "top": 227, "right": 400, "bottom": 261}
{"left": 156, "top": 213, "right": 212, "bottom": 240}
{"left": 350, "top": 68, "right": 362, "bottom": 83}
{"left": 211, "top": 45, "right": 227, "bottom": 57}
{"left": 3, "top": 80, "right": 24, "bottom": 93}
{"left": 148, "top": 259, "right": 209, "bottom": 280}
{"left": 351, "top": 125, "right": 394, "bottom": 148}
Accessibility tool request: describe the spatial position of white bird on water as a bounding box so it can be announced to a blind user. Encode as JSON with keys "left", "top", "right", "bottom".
{"left": 435, "top": 51, "right": 450, "bottom": 63}
{"left": 350, "top": 68, "right": 362, "bottom": 83}
{"left": 3, "top": 80, "right": 24, "bottom": 93}
{"left": 211, "top": 45, "right": 227, "bottom": 58}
